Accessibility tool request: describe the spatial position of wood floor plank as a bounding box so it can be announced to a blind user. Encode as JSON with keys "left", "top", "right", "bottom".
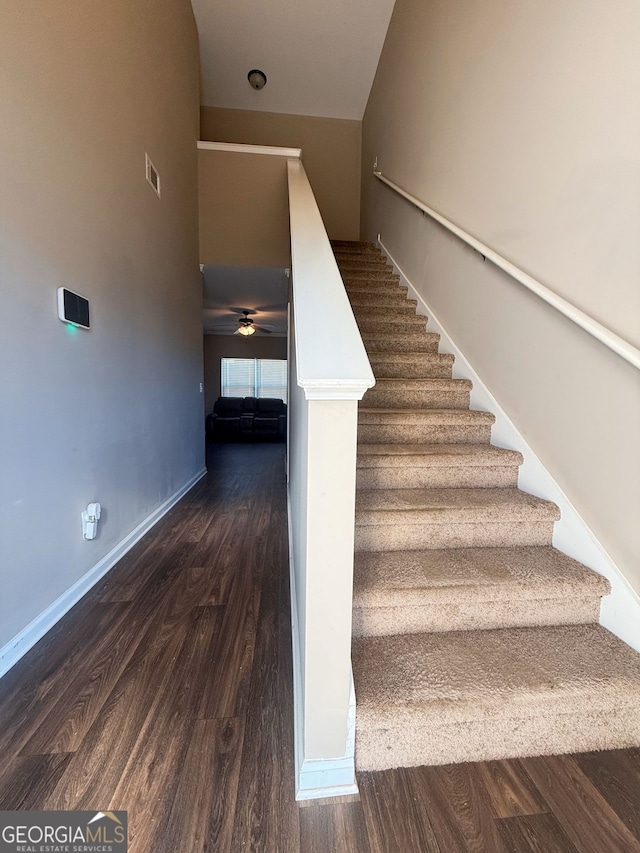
{"left": 107, "top": 606, "right": 224, "bottom": 852}
{"left": 572, "top": 748, "right": 640, "bottom": 841}
{"left": 0, "top": 753, "right": 72, "bottom": 810}
{"left": 46, "top": 613, "right": 194, "bottom": 810}
{"left": 230, "top": 480, "right": 300, "bottom": 852}
{"left": 97, "top": 500, "right": 205, "bottom": 602}
{"left": 299, "top": 802, "right": 371, "bottom": 853}
{"left": 101, "top": 537, "right": 198, "bottom": 604}
{"left": 475, "top": 759, "right": 548, "bottom": 818}
{"left": 358, "top": 769, "right": 442, "bottom": 853}
{"left": 197, "top": 499, "right": 273, "bottom": 719}
{"left": 521, "top": 754, "right": 640, "bottom": 853}
{"left": 21, "top": 555, "right": 219, "bottom": 757}
{"left": 197, "top": 567, "right": 261, "bottom": 719}
{"left": 406, "top": 763, "right": 510, "bottom": 853}
{"left": 0, "top": 601, "right": 125, "bottom": 758}
{"left": 155, "top": 718, "right": 246, "bottom": 853}
{"left": 496, "top": 812, "right": 579, "bottom": 853}
{"left": 190, "top": 507, "right": 250, "bottom": 601}
{"left": 20, "top": 603, "right": 146, "bottom": 755}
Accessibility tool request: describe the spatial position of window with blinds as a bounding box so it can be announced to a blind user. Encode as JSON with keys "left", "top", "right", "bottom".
{"left": 220, "top": 358, "right": 288, "bottom": 402}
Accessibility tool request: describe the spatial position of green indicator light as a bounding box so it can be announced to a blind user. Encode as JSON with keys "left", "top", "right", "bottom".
{"left": 65, "top": 322, "right": 78, "bottom": 336}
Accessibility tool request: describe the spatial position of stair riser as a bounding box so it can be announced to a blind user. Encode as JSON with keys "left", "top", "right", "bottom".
{"left": 370, "top": 362, "right": 454, "bottom": 379}
{"left": 358, "top": 423, "right": 493, "bottom": 444}
{"left": 355, "top": 520, "right": 555, "bottom": 552}
{"left": 331, "top": 242, "right": 378, "bottom": 254}
{"left": 352, "top": 596, "right": 602, "bottom": 637}
{"left": 355, "top": 711, "right": 640, "bottom": 772}
{"left": 345, "top": 283, "right": 404, "bottom": 297}
{"left": 361, "top": 335, "right": 440, "bottom": 353}
{"left": 368, "top": 355, "right": 454, "bottom": 378}
{"left": 356, "top": 465, "right": 518, "bottom": 490}
{"left": 349, "top": 294, "right": 418, "bottom": 309}
{"left": 337, "top": 258, "right": 391, "bottom": 270}
{"left": 342, "top": 268, "right": 398, "bottom": 281}
{"left": 353, "top": 306, "right": 422, "bottom": 320}
{"left": 362, "top": 388, "right": 470, "bottom": 410}
{"left": 357, "top": 319, "right": 428, "bottom": 335}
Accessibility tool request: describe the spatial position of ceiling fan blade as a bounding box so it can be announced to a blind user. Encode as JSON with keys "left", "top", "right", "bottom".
{"left": 253, "top": 325, "right": 272, "bottom": 334}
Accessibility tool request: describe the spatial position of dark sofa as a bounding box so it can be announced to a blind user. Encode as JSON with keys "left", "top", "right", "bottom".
{"left": 206, "top": 396, "right": 287, "bottom": 442}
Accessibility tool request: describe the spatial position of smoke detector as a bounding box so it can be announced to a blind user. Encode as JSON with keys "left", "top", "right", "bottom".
{"left": 247, "top": 69, "right": 267, "bottom": 90}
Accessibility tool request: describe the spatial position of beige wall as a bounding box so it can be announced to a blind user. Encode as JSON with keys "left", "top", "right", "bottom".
{"left": 204, "top": 334, "right": 288, "bottom": 413}
{"left": 0, "top": 0, "right": 202, "bottom": 650}
{"left": 362, "top": 0, "right": 640, "bottom": 591}
{"left": 201, "top": 106, "right": 362, "bottom": 241}
{"left": 199, "top": 149, "right": 290, "bottom": 267}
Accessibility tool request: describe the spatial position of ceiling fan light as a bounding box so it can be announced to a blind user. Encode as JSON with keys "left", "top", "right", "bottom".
{"left": 238, "top": 324, "right": 255, "bottom": 336}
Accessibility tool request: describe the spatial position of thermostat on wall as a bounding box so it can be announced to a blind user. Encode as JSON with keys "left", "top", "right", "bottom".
{"left": 57, "top": 287, "right": 90, "bottom": 329}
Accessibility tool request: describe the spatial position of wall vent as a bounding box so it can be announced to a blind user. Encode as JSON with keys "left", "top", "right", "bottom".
{"left": 145, "top": 153, "right": 161, "bottom": 197}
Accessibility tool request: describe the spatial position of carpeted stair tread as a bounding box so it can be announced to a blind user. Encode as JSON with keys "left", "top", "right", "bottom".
{"left": 358, "top": 408, "right": 495, "bottom": 445}
{"left": 337, "top": 257, "right": 391, "bottom": 270}
{"left": 357, "top": 442, "right": 521, "bottom": 466}
{"left": 341, "top": 267, "right": 401, "bottom": 281}
{"left": 354, "top": 304, "right": 424, "bottom": 319}
{"left": 330, "top": 240, "right": 378, "bottom": 253}
{"left": 359, "top": 408, "right": 494, "bottom": 427}
{"left": 352, "top": 624, "right": 640, "bottom": 770}
{"left": 357, "top": 317, "right": 428, "bottom": 334}
{"left": 367, "top": 352, "right": 455, "bottom": 379}
{"left": 355, "top": 486, "right": 560, "bottom": 523}
{"left": 344, "top": 278, "right": 404, "bottom": 293}
{"left": 349, "top": 292, "right": 418, "bottom": 309}
{"left": 353, "top": 545, "right": 609, "bottom": 605}
{"left": 357, "top": 443, "right": 521, "bottom": 488}
{"left": 362, "top": 379, "right": 471, "bottom": 411}
{"left": 360, "top": 332, "right": 441, "bottom": 353}
{"left": 355, "top": 487, "right": 560, "bottom": 551}
{"left": 352, "top": 546, "right": 609, "bottom": 635}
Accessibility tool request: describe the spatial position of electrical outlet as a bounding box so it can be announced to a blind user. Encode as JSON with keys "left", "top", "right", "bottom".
{"left": 373, "top": 156, "right": 378, "bottom": 170}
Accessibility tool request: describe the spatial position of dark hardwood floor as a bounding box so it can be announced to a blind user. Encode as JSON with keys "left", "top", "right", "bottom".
{"left": 1, "top": 441, "right": 639, "bottom": 852}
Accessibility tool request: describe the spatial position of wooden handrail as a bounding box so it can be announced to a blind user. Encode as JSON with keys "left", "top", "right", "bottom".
{"left": 374, "top": 170, "right": 640, "bottom": 370}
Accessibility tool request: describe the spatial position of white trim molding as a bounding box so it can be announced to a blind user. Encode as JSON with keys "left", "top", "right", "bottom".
{"left": 0, "top": 468, "right": 207, "bottom": 679}
{"left": 380, "top": 238, "right": 640, "bottom": 654}
{"left": 374, "top": 171, "right": 640, "bottom": 371}
{"left": 197, "top": 140, "right": 302, "bottom": 158}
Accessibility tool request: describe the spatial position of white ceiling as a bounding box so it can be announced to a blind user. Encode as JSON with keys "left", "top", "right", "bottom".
{"left": 191, "top": 0, "right": 396, "bottom": 120}
{"left": 202, "top": 265, "right": 289, "bottom": 336}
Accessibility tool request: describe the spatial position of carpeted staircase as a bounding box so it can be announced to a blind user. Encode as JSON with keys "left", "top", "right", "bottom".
{"left": 332, "top": 239, "right": 640, "bottom": 772}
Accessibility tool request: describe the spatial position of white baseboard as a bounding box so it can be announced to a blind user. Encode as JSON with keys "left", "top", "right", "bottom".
{"left": 287, "top": 495, "right": 358, "bottom": 801}
{"left": 379, "top": 238, "right": 640, "bottom": 653}
{"left": 0, "top": 468, "right": 207, "bottom": 679}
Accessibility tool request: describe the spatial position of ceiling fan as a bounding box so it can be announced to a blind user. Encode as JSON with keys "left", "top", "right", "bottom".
{"left": 236, "top": 310, "right": 272, "bottom": 336}
{"left": 208, "top": 308, "right": 273, "bottom": 336}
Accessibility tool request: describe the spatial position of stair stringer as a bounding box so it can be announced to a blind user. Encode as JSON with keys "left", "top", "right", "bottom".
{"left": 379, "top": 237, "right": 640, "bottom": 653}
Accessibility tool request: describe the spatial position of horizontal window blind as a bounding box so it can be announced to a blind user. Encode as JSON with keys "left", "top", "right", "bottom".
{"left": 221, "top": 358, "right": 287, "bottom": 402}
